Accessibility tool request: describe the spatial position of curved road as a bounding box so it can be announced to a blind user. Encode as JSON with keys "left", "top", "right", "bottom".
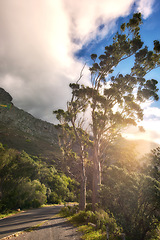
{"left": 0, "top": 206, "right": 81, "bottom": 240}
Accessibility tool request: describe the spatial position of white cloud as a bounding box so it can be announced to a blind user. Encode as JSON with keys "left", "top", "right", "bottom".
{"left": 0, "top": 0, "right": 157, "bottom": 126}
{"left": 123, "top": 123, "right": 160, "bottom": 145}
{"left": 136, "top": 0, "right": 155, "bottom": 19}
{"left": 144, "top": 106, "right": 160, "bottom": 119}
{"left": 63, "top": 0, "right": 134, "bottom": 46}
{"left": 123, "top": 101, "right": 160, "bottom": 145}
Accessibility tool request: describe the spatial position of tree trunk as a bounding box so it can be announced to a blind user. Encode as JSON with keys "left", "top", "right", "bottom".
{"left": 92, "top": 140, "right": 101, "bottom": 210}
{"left": 70, "top": 119, "right": 87, "bottom": 210}
{"left": 0, "top": 179, "right": 2, "bottom": 200}
{"left": 79, "top": 156, "right": 86, "bottom": 210}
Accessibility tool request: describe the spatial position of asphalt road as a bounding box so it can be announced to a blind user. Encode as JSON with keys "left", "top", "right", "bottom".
{"left": 0, "top": 206, "right": 62, "bottom": 239}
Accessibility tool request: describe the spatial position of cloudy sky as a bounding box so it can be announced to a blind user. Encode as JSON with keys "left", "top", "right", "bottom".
{"left": 0, "top": 0, "right": 160, "bottom": 144}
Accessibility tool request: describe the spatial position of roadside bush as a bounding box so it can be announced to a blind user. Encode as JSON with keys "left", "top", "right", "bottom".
{"left": 40, "top": 167, "right": 78, "bottom": 204}
{"left": 71, "top": 210, "right": 90, "bottom": 224}
{"left": 60, "top": 205, "right": 79, "bottom": 217}
{"left": 2, "top": 179, "right": 47, "bottom": 209}
{"left": 48, "top": 192, "right": 61, "bottom": 204}
{"left": 61, "top": 206, "right": 122, "bottom": 239}
{"left": 65, "top": 191, "right": 76, "bottom": 202}
{"left": 30, "top": 180, "right": 47, "bottom": 207}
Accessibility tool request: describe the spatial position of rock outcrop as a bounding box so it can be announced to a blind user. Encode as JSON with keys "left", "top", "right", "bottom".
{"left": 0, "top": 88, "right": 12, "bottom": 103}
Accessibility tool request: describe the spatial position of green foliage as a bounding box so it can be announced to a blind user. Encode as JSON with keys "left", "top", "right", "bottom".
{"left": 61, "top": 206, "right": 122, "bottom": 240}
{"left": 1, "top": 178, "right": 47, "bottom": 210}
{"left": 80, "top": 227, "right": 105, "bottom": 240}
{"left": 100, "top": 166, "right": 160, "bottom": 240}
{"left": 149, "top": 224, "right": 160, "bottom": 240}
{"left": 142, "top": 147, "right": 160, "bottom": 181}
{"left": 154, "top": 40, "right": 160, "bottom": 53}
{"left": 0, "top": 142, "right": 5, "bottom": 151}
{"left": 60, "top": 205, "right": 79, "bottom": 217}
{"left": 0, "top": 143, "right": 78, "bottom": 211}
{"left": 46, "top": 174, "right": 78, "bottom": 204}
{"left": 0, "top": 210, "right": 20, "bottom": 219}
{"left": 48, "top": 192, "right": 61, "bottom": 204}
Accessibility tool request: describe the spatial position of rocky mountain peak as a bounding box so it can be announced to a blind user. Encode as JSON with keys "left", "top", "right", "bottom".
{"left": 0, "top": 88, "right": 13, "bottom": 103}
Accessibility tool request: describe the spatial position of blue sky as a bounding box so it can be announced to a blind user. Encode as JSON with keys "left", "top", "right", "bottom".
{"left": 0, "top": 0, "right": 160, "bottom": 144}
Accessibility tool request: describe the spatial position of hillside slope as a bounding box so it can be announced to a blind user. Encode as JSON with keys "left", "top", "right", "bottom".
{"left": 0, "top": 88, "right": 61, "bottom": 165}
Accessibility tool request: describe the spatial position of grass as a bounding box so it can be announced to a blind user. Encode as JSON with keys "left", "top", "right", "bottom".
{"left": 78, "top": 225, "right": 106, "bottom": 240}
{"left": 42, "top": 202, "right": 78, "bottom": 207}
{"left": 24, "top": 222, "right": 45, "bottom": 232}
{"left": 0, "top": 210, "right": 22, "bottom": 219}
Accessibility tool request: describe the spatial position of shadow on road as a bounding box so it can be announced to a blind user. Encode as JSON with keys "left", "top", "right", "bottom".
{"left": 0, "top": 206, "right": 62, "bottom": 239}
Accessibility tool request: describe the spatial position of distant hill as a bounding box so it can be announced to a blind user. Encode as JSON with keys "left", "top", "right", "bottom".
{"left": 0, "top": 87, "right": 159, "bottom": 167}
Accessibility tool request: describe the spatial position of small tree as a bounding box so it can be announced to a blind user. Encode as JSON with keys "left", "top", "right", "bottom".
{"left": 53, "top": 77, "right": 91, "bottom": 210}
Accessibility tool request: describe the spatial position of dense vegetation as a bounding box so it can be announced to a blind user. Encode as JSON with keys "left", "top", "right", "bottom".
{"left": 0, "top": 142, "right": 78, "bottom": 212}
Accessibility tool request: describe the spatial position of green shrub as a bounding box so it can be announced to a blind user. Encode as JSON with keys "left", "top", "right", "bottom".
{"left": 75, "top": 209, "right": 122, "bottom": 240}
{"left": 85, "top": 203, "right": 92, "bottom": 211}
{"left": 60, "top": 204, "right": 123, "bottom": 239}
{"left": 148, "top": 224, "right": 160, "bottom": 240}
{"left": 60, "top": 206, "right": 71, "bottom": 217}
{"left": 60, "top": 205, "right": 79, "bottom": 217}
{"left": 48, "top": 192, "right": 61, "bottom": 204}
{"left": 71, "top": 210, "right": 89, "bottom": 224}
{"left": 2, "top": 179, "right": 47, "bottom": 209}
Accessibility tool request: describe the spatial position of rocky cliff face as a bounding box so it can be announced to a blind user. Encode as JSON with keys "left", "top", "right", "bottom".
{"left": 0, "top": 88, "right": 60, "bottom": 160}
{"left": 0, "top": 87, "right": 58, "bottom": 144}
